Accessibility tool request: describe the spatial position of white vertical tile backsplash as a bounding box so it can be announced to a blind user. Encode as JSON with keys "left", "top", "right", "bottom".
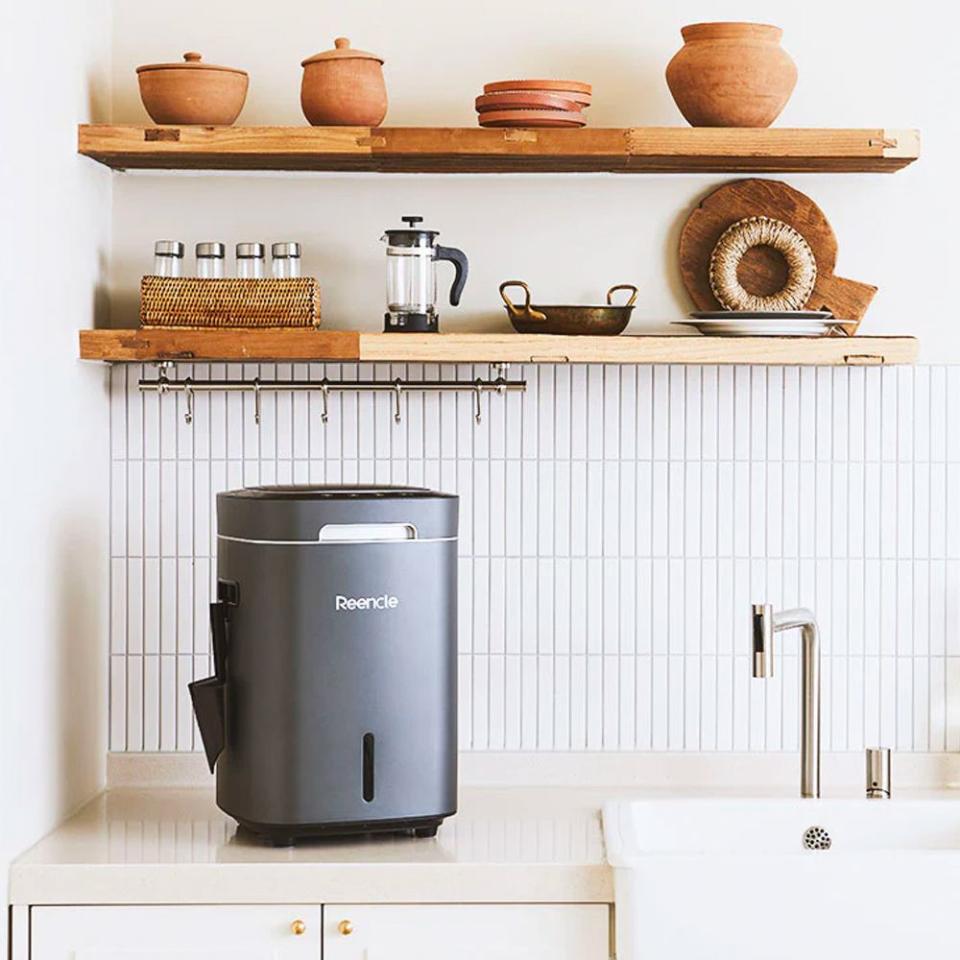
{"left": 108, "top": 363, "right": 960, "bottom": 753}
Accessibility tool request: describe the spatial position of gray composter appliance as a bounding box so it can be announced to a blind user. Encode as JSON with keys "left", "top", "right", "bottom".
{"left": 190, "top": 485, "right": 459, "bottom": 845}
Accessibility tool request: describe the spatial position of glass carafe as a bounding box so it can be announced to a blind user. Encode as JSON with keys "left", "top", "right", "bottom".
{"left": 381, "top": 216, "right": 468, "bottom": 333}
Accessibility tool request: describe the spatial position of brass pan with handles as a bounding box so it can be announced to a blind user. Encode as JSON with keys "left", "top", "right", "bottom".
{"left": 499, "top": 281, "right": 638, "bottom": 335}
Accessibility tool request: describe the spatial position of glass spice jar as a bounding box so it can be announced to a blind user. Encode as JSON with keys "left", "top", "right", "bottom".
{"left": 236, "top": 242, "right": 266, "bottom": 279}
{"left": 153, "top": 240, "right": 184, "bottom": 277}
{"left": 196, "top": 242, "right": 226, "bottom": 279}
{"left": 271, "top": 242, "right": 302, "bottom": 279}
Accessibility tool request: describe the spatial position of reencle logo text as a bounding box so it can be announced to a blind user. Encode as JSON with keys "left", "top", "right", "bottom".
{"left": 335, "top": 594, "right": 400, "bottom": 612}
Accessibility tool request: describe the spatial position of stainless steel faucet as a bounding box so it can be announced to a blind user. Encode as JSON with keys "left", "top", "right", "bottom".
{"left": 751, "top": 603, "right": 821, "bottom": 798}
{"left": 865, "top": 747, "right": 891, "bottom": 799}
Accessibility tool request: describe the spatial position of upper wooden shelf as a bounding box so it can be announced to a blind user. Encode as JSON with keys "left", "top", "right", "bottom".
{"left": 79, "top": 329, "right": 918, "bottom": 366}
{"left": 77, "top": 125, "right": 920, "bottom": 174}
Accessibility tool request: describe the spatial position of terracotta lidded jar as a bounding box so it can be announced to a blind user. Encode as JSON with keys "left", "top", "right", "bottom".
{"left": 300, "top": 37, "right": 387, "bottom": 126}
{"left": 665, "top": 23, "right": 797, "bottom": 127}
{"left": 136, "top": 52, "right": 249, "bottom": 125}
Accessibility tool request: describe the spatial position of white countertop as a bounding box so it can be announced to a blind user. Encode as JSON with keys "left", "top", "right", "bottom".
{"left": 13, "top": 769, "right": 960, "bottom": 907}
{"left": 9, "top": 787, "right": 611, "bottom": 905}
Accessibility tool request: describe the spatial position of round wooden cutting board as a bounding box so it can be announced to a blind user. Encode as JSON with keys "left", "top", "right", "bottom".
{"left": 678, "top": 178, "right": 877, "bottom": 333}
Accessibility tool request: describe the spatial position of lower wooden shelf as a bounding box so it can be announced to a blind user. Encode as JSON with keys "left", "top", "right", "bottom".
{"left": 79, "top": 328, "right": 359, "bottom": 362}
{"left": 79, "top": 329, "right": 918, "bottom": 366}
{"left": 359, "top": 333, "right": 917, "bottom": 365}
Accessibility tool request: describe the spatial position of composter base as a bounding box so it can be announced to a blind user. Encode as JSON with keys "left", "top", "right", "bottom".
{"left": 234, "top": 812, "right": 453, "bottom": 846}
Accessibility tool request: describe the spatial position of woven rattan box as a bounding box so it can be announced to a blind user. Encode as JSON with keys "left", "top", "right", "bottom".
{"left": 140, "top": 276, "right": 321, "bottom": 328}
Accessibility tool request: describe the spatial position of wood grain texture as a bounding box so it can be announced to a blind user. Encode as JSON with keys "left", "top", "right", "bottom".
{"left": 359, "top": 333, "right": 916, "bottom": 365}
{"left": 679, "top": 179, "right": 878, "bottom": 333}
{"left": 79, "top": 328, "right": 917, "bottom": 365}
{"left": 77, "top": 125, "right": 920, "bottom": 173}
{"left": 78, "top": 328, "right": 359, "bottom": 362}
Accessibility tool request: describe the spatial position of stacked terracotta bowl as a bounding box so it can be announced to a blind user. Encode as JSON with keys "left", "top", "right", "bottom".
{"left": 475, "top": 79, "right": 591, "bottom": 128}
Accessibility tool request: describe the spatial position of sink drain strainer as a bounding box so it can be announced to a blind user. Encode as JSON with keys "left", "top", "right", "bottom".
{"left": 802, "top": 825, "right": 832, "bottom": 850}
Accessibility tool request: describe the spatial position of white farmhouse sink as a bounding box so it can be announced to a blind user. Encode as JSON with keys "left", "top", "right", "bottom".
{"left": 603, "top": 798, "right": 960, "bottom": 960}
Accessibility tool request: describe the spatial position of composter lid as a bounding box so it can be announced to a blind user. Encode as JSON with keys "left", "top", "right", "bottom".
{"left": 227, "top": 485, "right": 454, "bottom": 501}
{"left": 217, "top": 485, "right": 459, "bottom": 542}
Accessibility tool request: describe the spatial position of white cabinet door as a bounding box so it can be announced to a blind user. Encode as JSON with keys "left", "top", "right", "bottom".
{"left": 322, "top": 904, "right": 609, "bottom": 960}
{"left": 31, "top": 905, "right": 322, "bottom": 960}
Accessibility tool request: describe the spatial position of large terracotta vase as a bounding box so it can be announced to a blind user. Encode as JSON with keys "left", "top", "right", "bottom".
{"left": 665, "top": 22, "right": 797, "bottom": 127}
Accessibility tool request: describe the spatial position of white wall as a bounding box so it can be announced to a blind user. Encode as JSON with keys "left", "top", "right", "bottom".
{"left": 109, "top": 0, "right": 957, "bottom": 357}
{"left": 0, "top": 0, "right": 112, "bottom": 950}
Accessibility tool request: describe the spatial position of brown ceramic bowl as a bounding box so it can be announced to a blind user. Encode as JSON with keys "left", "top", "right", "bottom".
{"left": 301, "top": 37, "right": 387, "bottom": 126}
{"left": 136, "top": 52, "right": 248, "bottom": 125}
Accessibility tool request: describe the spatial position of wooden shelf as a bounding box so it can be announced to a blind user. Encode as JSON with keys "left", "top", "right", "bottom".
{"left": 79, "top": 329, "right": 918, "bottom": 366}
{"left": 79, "top": 328, "right": 359, "bottom": 362}
{"left": 78, "top": 125, "right": 920, "bottom": 174}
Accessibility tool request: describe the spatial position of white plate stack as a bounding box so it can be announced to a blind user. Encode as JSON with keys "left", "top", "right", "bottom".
{"left": 675, "top": 310, "right": 842, "bottom": 337}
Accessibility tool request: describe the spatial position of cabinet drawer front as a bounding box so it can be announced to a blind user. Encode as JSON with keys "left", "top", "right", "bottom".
{"left": 322, "top": 904, "right": 609, "bottom": 960}
{"left": 31, "top": 906, "right": 321, "bottom": 960}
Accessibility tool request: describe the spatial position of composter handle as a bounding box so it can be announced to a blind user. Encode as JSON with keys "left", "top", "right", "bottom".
{"left": 188, "top": 600, "right": 229, "bottom": 772}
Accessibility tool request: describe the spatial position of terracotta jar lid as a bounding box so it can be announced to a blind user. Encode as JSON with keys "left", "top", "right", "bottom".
{"left": 136, "top": 51, "right": 247, "bottom": 76}
{"left": 301, "top": 37, "right": 384, "bottom": 66}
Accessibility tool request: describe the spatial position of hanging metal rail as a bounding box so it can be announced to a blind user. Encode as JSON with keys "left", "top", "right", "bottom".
{"left": 139, "top": 370, "right": 527, "bottom": 425}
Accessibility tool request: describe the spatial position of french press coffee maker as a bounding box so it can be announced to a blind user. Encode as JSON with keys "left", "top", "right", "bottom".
{"left": 381, "top": 216, "right": 468, "bottom": 332}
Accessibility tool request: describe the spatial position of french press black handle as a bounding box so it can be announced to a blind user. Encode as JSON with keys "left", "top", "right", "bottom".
{"left": 434, "top": 246, "right": 469, "bottom": 306}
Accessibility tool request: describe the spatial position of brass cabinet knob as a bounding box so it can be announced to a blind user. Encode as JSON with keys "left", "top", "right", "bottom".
{"left": 291, "top": 919, "right": 306, "bottom": 936}
{"left": 337, "top": 919, "right": 354, "bottom": 936}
